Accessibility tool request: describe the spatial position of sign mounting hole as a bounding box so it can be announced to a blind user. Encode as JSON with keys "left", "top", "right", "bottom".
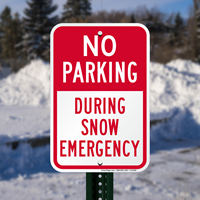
{"left": 98, "top": 31, "right": 103, "bottom": 36}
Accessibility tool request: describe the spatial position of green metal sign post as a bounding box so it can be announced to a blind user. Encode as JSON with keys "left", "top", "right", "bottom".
{"left": 86, "top": 172, "right": 113, "bottom": 200}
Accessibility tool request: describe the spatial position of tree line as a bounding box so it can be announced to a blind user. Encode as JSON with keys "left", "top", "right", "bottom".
{"left": 0, "top": 0, "right": 200, "bottom": 72}
{"left": 0, "top": 0, "right": 91, "bottom": 72}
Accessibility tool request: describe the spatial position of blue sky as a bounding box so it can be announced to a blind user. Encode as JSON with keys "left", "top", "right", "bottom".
{"left": 0, "top": 0, "right": 193, "bottom": 18}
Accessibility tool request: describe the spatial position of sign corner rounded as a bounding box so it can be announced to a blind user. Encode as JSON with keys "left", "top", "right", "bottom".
{"left": 50, "top": 23, "right": 66, "bottom": 37}
{"left": 135, "top": 23, "right": 150, "bottom": 37}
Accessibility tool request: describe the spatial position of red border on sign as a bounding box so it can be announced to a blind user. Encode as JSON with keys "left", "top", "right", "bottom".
{"left": 51, "top": 24, "right": 149, "bottom": 171}
{"left": 53, "top": 92, "right": 147, "bottom": 170}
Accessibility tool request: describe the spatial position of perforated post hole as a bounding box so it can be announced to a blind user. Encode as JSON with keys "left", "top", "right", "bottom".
{"left": 86, "top": 173, "right": 113, "bottom": 200}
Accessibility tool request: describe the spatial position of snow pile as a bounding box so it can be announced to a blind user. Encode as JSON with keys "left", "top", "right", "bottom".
{"left": 0, "top": 60, "right": 50, "bottom": 106}
{"left": 167, "top": 59, "right": 200, "bottom": 75}
{"left": 0, "top": 58, "right": 199, "bottom": 112}
{"left": 151, "top": 108, "right": 200, "bottom": 141}
{"left": 0, "top": 58, "right": 200, "bottom": 141}
{"left": 150, "top": 60, "right": 200, "bottom": 141}
{"left": 150, "top": 62, "right": 200, "bottom": 117}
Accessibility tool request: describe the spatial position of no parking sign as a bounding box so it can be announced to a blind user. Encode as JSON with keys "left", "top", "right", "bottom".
{"left": 50, "top": 24, "right": 149, "bottom": 172}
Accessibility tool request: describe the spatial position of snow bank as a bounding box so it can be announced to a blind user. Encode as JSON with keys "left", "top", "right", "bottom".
{"left": 150, "top": 61, "right": 200, "bottom": 141}
{"left": 151, "top": 108, "right": 200, "bottom": 142}
{"left": 167, "top": 59, "right": 200, "bottom": 75}
{"left": 150, "top": 61, "right": 200, "bottom": 116}
{"left": 0, "top": 60, "right": 50, "bottom": 106}
{"left": 0, "top": 58, "right": 200, "bottom": 141}
{"left": 150, "top": 61, "right": 200, "bottom": 121}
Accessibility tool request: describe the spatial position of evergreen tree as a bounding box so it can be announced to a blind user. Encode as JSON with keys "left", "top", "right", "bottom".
{"left": 174, "top": 13, "right": 184, "bottom": 46}
{"left": 0, "top": 7, "right": 23, "bottom": 72}
{"left": 168, "top": 13, "right": 184, "bottom": 47}
{"left": 62, "top": 0, "right": 91, "bottom": 23}
{"left": 141, "top": 9, "right": 172, "bottom": 56}
{"left": 194, "top": 0, "right": 200, "bottom": 62}
{"left": 11, "top": 13, "right": 22, "bottom": 57}
{"left": 0, "top": 6, "right": 18, "bottom": 59}
{"left": 130, "top": 13, "right": 136, "bottom": 23}
{"left": 18, "top": 0, "right": 58, "bottom": 61}
{"left": 175, "top": 13, "right": 183, "bottom": 30}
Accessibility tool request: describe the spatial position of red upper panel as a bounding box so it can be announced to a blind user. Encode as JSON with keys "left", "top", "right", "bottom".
{"left": 53, "top": 26, "right": 147, "bottom": 92}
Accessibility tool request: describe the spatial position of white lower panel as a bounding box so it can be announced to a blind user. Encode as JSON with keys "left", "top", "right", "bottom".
{"left": 57, "top": 91, "right": 143, "bottom": 166}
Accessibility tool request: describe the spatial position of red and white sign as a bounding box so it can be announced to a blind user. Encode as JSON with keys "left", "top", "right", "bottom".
{"left": 50, "top": 24, "right": 149, "bottom": 172}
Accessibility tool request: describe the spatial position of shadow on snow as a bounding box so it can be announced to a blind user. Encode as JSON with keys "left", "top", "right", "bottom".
{"left": 0, "top": 108, "right": 200, "bottom": 180}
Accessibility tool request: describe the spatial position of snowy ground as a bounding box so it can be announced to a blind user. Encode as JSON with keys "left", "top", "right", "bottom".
{"left": 0, "top": 106, "right": 50, "bottom": 143}
{"left": 0, "top": 59, "right": 200, "bottom": 199}
{"left": 0, "top": 139, "right": 200, "bottom": 200}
